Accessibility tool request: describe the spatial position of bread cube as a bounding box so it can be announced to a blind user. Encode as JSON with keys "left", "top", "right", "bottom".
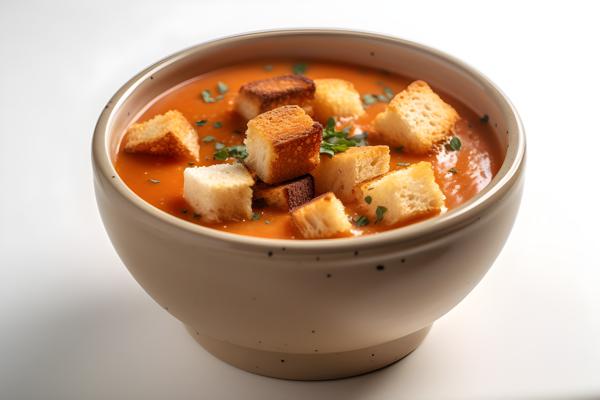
{"left": 183, "top": 163, "right": 254, "bottom": 223}
{"left": 124, "top": 110, "right": 200, "bottom": 160}
{"left": 354, "top": 161, "right": 445, "bottom": 225}
{"left": 311, "top": 145, "right": 390, "bottom": 202}
{"left": 235, "top": 75, "right": 315, "bottom": 120}
{"left": 291, "top": 192, "right": 352, "bottom": 239}
{"left": 374, "top": 80, "right": 459, "bottom": 154}
{"left": 313, "top": 79, "right": 365, "bottom": 123}
{"left": 243, "top": 105, "right": 322, "bottom": 184}
{"left": 253, "top": 175, "right": 314, "bottom": 211}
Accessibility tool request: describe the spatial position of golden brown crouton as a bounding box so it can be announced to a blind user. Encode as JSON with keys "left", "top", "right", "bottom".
{"left": 311, "top": 145, "right": 390, "bottom": 202}
{"left": 183, "top": 163, "right": 254, "bottom": 223}
{"left": 313, "top": 79, "right": 365, "bottom": 123}
{"left": 374, "top": 80, "right": 460, "bottom": 154}
{"left": 253, "top": 175, "right": 315, "bottom": 211}
{"left": 235, "top": 75, "right": 316, "bottom": 120}
{"left": 354, "top": 161, "right": 445, "bottom": 225}
{"left": 243, "top": 105, "right": 322, "bottom": 184}
{"left": 124, "top": 110, "right": 200, "bottom": 160}
{"left": 291, "top": 192, "right": 352, "bottom": 239}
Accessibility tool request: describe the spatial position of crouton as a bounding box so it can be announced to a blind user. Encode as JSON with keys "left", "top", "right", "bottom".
{"left": 124, "top": 110, "right": 200, "bottom": 160}
{"left": 354, "top": 161, "right": 445, "bottom": 225}
{"left": 243, "top": 105, "right": 322, "bottom": 184}
{"left": 183, "top": 163, "right": 254, "bottom": 223}
{"left": 311, "top": 145, "right": 390, "bottom": 202}
{"left": 235, "top": 75, "right": 315, "bottom": 120}
{"left": 253, "top": 175, "right": 314, "bottom": 211}
{"left": 291, "top": 192, "right": 352, "bottom": 239}
{"left": 374, "top": 80, "right": 460, "bottom": 154}
{"left": 313, "top": 79, "right": 365, "bottom": 123}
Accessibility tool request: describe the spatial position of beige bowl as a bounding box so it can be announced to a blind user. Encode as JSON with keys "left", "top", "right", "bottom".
{"left": 92, "top": 29, "right": 525, "bottom": 380}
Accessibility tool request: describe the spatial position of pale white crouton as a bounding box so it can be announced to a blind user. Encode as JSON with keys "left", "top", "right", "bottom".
{"left": 354, "top": 161, "right": 445, "bottom": 225}
{"left": 235, "top": 75, "right": 315, "bottom": 120}
{"left": 183, "top": 163, "right": 254, "bottom": 223}
{"left": 243, "top": 105, "right": 322, "bottom": 184}
{"left": 311, "top": 145, "right": 390, "bottom": 202}
{"left": 124, "top": 110, "right": 200, "bottom": 160}
{"left": 291, "top": 192, "right": 352, "bottom": 239}
{"left": 313, "top": 79, "right": 365, "bottom": 123}
{"left": 374, "top": 80, "right": 459, "bottom": 154}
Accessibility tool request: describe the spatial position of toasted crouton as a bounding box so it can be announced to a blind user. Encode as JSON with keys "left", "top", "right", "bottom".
{"left": 374, "top": 80, "right": 459, "bottom": 154}
{"left": 235, "top": 75, "right": 315, "bottom": 120}
{"left": 291, "top": 192, "right": 352, "bottom": 239}
{"left": 243, "top": 105, "right": 322, "bottom": 184}
{"left": 183, "top": 163, "right": 254, "bottom": 223}
{"left": 124, "top": 110, "right": 199, "bottom": 160}
{"left": 253, "top": 175, "right": 314, "bottom": 211}
{"left": 313, "top": 79, "right": 365, "bottom": 123}
{"left": 354, "top": 161, "right": 445, "bottom": 225}
{"left": 311, "top": 146, "right": 390, "bottom": 202}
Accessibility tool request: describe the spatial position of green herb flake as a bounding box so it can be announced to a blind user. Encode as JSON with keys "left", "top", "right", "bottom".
{"left": 201, "top": 89, "right": 215, "bottom": 103}
{"left": 376, "top": 94, "right": 388, "bottom": 102}
{"left": 213, "top": 144, "right": 248, "bottom": 161}
{"left": 362, "top": 94, "right": 377, "bottom": 106}
{"left": 396, "top": 162, "right": 411, "bottom": 167}
{"left": 251, "top": 212, "right": 261, "bottom": 221}
{"left": 213, "top": 121, "right": 223, "bottom": 129}
{"left": 480, "top": 114, "right": 489, "bottom": 124}
{"left": 195, "top": 119, "right": 208, "bottom": 126}
{"left": 216, "top": 81, "right": 229, "bottom": 95}
{"left": 263, "top": 64, "right": 273, "bottom": 72}
{"left": 448, "top": 167, "right": 458, "bottom": 174}
{"left": 395, "top": 146, "right": 404, "bottom": 153}
{"left": 364, "top": 195, "right": 372, "bottom": 204}
{"left": 148, "top": 178, "right": 160, "bottom": 184}
{"left": 320, "top": 117, "right": 368, "bottom": 157}
{"left": 375, "top": 206, "right": 388, "bottom": 223}
{"left": 202, "top": 135, "right": 215, "bottom": 143}
{"left": 383, "top": 87, "right": 394, "bottom": 99}
{"left": 292, "top": 62, "right": 308, "bottom": 75}
{"left": 354, "top": 215, "right": 369, "bottom": 227}
{"left": 447, "top": 136, "right": 462, "bottom": 151}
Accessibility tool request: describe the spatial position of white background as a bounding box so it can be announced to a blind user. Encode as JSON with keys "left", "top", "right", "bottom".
{"left": 1, "top": 1, "right": 599, "bottom": 399}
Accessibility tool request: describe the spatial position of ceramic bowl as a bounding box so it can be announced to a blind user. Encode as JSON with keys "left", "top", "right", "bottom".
{"left": 92, "top": 29, "right": 525, "bottom": 380}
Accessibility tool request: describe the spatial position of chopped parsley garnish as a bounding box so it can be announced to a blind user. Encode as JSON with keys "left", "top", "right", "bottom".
{"left": 364, "top": 195, "right": 372, "bottom": 204}
{"left": 292, "top": 62, "right": 308, "bottom": 75}
{"left": 448, "top": 167, "right": 458, "bottom": 174}
{"left": 396, "top": 162, "right": 411, "bottom": 167}
{"left": 213, "top": 121, "right": 223, "bottom": 129}
{"left": 148, "top": 178, "right": 160, "bottom": 184}
{"left": 395, "top": 146, "right": 404, "bottom": 153}
{"left": 251, "top": 212, "right": 261, "bottom": 221}
{"left": 215, "top": 142, "right": 225, "bottom": 150}
{"left": 375, "top": 206, "right": 388, "bottom": 223}
{"left": 480, "top": 114, "right": 489, "bottom": 124}
{"left": 215, "top": 94, "right": 224, "bottom": 101}
{"left": 362, "top": 94, "right": 377, "bottom": 105}
{"left": 354, "top": 215, "right": 369, "bottom": 227}
{"left": 383, "top": 87, "right": 394, "bottom": 99}
{"left": 196, "top": 119, "right": 208, "bottom": 126}
{"left": 213, "top": 144, "right": 248, "bottom": 161}
{"left": 447, "top": 136, "right": 462, "bottom": 151}
{"left": 320, "top": 117, "right": 368, "bottom": 157}
{"left": 202, "top": 135, "right": 215, "bottom": 143}
{"left": 263, "top": 64, "right": 273, "bottom": 72}
{"left": 216, "top": 81, "right": 228, "bottom": 95}
{"left": 201, "top": 89, "right": 215, "bottom": 103}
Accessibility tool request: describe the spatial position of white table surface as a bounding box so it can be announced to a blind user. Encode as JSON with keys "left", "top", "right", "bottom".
{"left": 1, "top": 1, "right": 599, "bottom": 399}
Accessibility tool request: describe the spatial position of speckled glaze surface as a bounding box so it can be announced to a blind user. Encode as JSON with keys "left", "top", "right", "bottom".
{"left": 92, "top": 29, "right": 525, "bottom": 380}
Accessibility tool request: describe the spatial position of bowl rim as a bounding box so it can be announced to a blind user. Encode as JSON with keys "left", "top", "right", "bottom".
{"left": 92, "top": 28, "right": 526, "bottom": 252}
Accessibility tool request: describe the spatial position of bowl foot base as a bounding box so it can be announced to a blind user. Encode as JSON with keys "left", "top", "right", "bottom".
{"left": 186, "top": 325, "right": 432, "bottom": 380}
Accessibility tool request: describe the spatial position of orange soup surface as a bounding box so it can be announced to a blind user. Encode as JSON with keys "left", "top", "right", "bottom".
{"left": 115, "top": 60, "right": 503, "bottom": 239}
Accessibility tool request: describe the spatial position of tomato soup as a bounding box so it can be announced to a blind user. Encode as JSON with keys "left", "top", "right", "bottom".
{"left": 115, "top": 60, "right": 503, "bottom": 239}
